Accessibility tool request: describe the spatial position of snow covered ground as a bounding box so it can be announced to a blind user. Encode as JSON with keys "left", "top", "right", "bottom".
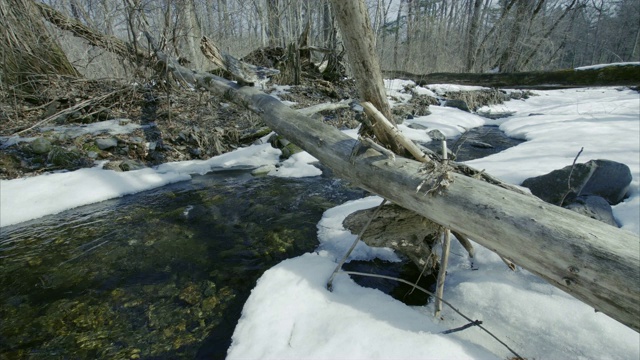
{"left": 1, "top": 83, "right": 638, "bottom": 359}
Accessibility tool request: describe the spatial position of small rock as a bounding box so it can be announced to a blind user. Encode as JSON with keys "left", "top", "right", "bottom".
{"left": 95, "top": 137, "right": 118, "bottom": 150}
{"left": 281, "top": 143, "right": 302, "bottom": 159}
{"left": 29, "top": 137, "right": 52, "bottom": 155}
{"left": 54, "top": 114, "right": 68, "bottom": 125}
{"left": 41, "top": 101, "right": 60, "bottom": 119}
{"left": 119, "top": 160, "right": 145, "bottom": 171}
{"left": 87, "top": 151, "right": 98, "bottom": 159}
{"left": 177, "top": 132, "right": 189, "bottom": 143}
{"left": 203, "top": 280, "right": 217, "bottom": 297}
{"left": 80, "top": 115, "right": 94, "bottom": 124}
{"left": 443, "top": 99, "right": 470, "bottom": 112}
{"left": 103, "top": 161, "right": 123, "bottom": 171}
{"left": 47, "top": 146, "right": 85, "bottom": 168}
{"left": 252, "top": 164, "right": 276, "bottom": 176}
{"left": 94, "top": 107, "right": 111, "bottom": 121}
{"left": 269, "top": 135, "right": 290, "bottom": 148}
{"left": 67, "top": 111, "right": 82, "bottom": 123}
{"left": 178, "top": 283, "right": 201, "bottom": 305}
{"left": 407, "top": 123, "right": 428, "bottom": 130}
{"left": 201, "top": 296, "right": 219, "bottom": 312}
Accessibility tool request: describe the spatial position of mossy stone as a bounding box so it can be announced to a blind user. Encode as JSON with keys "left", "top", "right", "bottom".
{"left": 30, "top": 137, "right": 52, "bottom": 155}
{"left": 47, "top": 146, "right": 84, "bottom": 167}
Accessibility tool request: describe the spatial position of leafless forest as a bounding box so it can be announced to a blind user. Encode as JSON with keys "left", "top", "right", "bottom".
{"left": 2, "top": 0, "right": 638, "bottom": 82}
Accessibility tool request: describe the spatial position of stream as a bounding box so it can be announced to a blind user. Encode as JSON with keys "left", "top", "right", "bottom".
{"left": 0, "top": 125, "right": 523, "bottom": 359}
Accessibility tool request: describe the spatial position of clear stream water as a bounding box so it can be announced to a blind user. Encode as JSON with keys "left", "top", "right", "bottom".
{"left": 0, "top": 126, "right": 522, "bottom": 359}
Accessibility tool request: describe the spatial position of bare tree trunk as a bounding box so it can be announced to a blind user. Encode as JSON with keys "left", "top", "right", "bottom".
{"left": 179, "top": 0, "right": 204, "bottom": 68}
{"left": 267, "top": 0, "right": 280, "bottom": 47}
{"left": 494, "top": 0, "right": 533, "bottom": 72}
{"left": 392, "top": 0, "right": 403, "bottom": 69}
{"left": 330, "top": 0, "right": 401, "bottom": 154}
{"left": 465, "top": 0, "right": 483, "bottom": 71}
{"left": 472, "top": 0, "right": 517, "bottom": 71}
{"left": 321, "top": 0, "right": 332, "bottom": 48}
{"left": 0, "top": 0, "right": 79, "bottom": 88}
{"left": 402, "top": 0, "right": 415, "bottom": 72}
{"left": 520, "top": 0, "right": 578, "bottom": 70}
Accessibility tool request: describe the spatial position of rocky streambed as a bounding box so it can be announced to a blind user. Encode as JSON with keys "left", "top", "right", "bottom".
{"left": 0, "top": 170, "right": 367, "bottom": 359}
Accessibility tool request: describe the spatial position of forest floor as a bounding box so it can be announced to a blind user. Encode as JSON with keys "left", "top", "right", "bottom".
{"left": 0, "top": 75, "right": 361, "bottom": 180}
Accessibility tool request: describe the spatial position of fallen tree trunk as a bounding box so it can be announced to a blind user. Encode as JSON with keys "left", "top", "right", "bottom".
{"left": 382, "top": 65, "right": 640, "bottom": 88}
{"left": 149, "top": 44, "right": 640, "bottom": 332}
{"left": 35, "top": 1, "right": 147, "bottom": 65}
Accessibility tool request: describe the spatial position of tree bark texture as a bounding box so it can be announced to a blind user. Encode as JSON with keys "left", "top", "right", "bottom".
{"left": 0, "top": 0, "right": 79, "bottom": 87}
{"left": 149, "top": 44, "right": 639, "bottom": 332}
{"left": 382, "top": 66, "right": 640, "bottom": 88}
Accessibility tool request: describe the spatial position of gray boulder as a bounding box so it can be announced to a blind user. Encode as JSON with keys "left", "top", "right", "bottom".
{"left": 564, "top": 195, "right": 618, "bottom": 227}
{"left": 579, "top": 160, "right": 632, "bottom": 205}
{"left": 521, "top": 159, "right": 631, "bottom": 206}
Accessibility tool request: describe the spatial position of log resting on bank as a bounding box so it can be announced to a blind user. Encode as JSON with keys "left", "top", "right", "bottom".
{"left": 382, "top": 65, "right": 640, "bottom": 88}
{"left": 148, "top": 41, "right": 640, "bottom": 333}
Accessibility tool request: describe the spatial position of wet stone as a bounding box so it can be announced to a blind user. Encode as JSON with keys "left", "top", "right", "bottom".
{"left": 179, "top": 283, "right": 202, "bottom": 305}
{"left": 47, "top": 146, "right": 85, "bottom": 168}
{"left": 96, "top": 137, "right": 118, "bottom": 150}
{"left": 29, "top": 137, "right": 52, "bottom": 155}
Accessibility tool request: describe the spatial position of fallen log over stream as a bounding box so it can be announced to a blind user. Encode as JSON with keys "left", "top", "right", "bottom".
{"left": 144, "top": 32, "right": 640, "bottom": 332}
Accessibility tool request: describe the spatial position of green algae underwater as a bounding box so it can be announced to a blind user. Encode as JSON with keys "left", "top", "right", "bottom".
{"left": 0, "top": 169, "right": 366, "bottom": 359}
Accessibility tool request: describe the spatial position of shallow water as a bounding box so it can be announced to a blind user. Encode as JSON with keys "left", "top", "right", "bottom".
{"left": 0, "top": 170, "right": 366, "bottom": 359}
{"left": 421, "top": 124, "right": 524, "bottom": 162}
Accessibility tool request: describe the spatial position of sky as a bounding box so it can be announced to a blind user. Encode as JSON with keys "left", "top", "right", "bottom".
{"left": 1, "top": 73, "right": 639, "bottom": 359}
